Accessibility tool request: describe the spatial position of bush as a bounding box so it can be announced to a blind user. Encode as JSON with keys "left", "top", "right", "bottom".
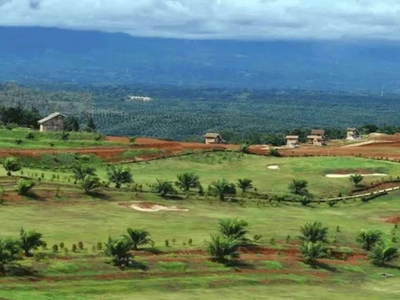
{"left": 16, "top": 179, "right": 36, "bottom": 196}
{"left": 26, "top": 132, "right": 35, "bottom": 140}
{"left": 356, "top": 230, "right": 383, "bottom": 251}
{"left": 369, "top": 244, "right": 399, "bottom": 266}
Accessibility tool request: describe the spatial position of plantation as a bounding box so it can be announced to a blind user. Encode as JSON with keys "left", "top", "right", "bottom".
{"left": 1, "top": 140, "right": 400, "bottom": 299}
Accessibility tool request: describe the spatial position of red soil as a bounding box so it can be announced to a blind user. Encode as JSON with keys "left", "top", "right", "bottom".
{"left": 382, "top": 216, "right": 400, "bottom": 224}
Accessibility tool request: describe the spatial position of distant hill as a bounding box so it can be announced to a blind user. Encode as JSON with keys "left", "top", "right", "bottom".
{"left": 1, "top": 26, "right": 400, "bottom": 91}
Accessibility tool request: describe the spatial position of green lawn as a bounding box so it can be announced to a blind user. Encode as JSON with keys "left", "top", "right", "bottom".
{"left": 2, "top": 153, "right": 400, "bottom": 299}
{"left": 4, "top": 153, "right": 400, "bottom": 197}
{"left": 0, "top": 128, "right": 123, "bottom": 149}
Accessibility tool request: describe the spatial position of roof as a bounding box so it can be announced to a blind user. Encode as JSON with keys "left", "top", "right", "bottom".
{"left": 347, "top": 128, "right": 358, "bottom": 131}
{"left": 204, "top": 133, "right": 221, "bottom": 138}
{"left": 38, "top": 112, "right": 67, "bottom": 124}
{"left": 286, "top": 135, "right": 299, "bottom": 139}
{"left": 311, "top": 129, "right": 325, "bottom": 135}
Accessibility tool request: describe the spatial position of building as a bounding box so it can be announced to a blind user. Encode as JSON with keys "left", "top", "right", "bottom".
{"left": 307, "top": 129, "right": 326, "bottom": 146}
{"left": 285, "top": 135, "right": 299, "bottom": 148}
{"left": 204, "top": 133, "right": 226, "bottom": 144}
{"left": 38, "top": 112, "right": 67, "bottom": 132}
{"left": 346, "top": 128, "right": 360, "bottom": 140}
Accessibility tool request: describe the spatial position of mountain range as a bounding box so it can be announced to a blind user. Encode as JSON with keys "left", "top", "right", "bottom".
{"left": 1, "top": 26, "right": 400, "bottom": 91}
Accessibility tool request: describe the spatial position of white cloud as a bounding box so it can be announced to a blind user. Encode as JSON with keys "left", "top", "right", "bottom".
{"left": 1, "top": 0, "right": 400, "bottom": 40}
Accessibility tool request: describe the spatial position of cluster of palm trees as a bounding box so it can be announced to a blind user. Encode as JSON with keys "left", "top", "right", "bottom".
{"left": 0, "top": 228, "right": 44, "bottom": 274}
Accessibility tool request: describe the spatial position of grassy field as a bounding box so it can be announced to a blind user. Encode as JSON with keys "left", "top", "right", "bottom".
{"left": 2, "top": 152, "right": 400, "bottom": 299}
{"left": 0, "top": 128, "right": 123, "bottom": 149}
{"left": 5, "top": 152, "right": 400, "bottom": 197}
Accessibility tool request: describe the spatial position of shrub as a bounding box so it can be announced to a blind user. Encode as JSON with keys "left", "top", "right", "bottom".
{"left": 52, "top": 244, "right": 59, "bottom": 253}
{"left": 16, "top": 179, "right": 36, "bottom": 196}
{"left": 369, "top": 244, "right": 399, "bottom": 266}
{"left": 26, "top": 132, "right": 35, "bottom": 140}
{"left": 14, "top": 139, "right": 23, "bottom": 145}
{"left": 0, "top": 238, "right": 21, "bottom": 274}
{"left": 289, "top": 179, "right": 309, "bottom": 196}
{"left": 299, "top": 222, "right": 329, "bottom": 243}
{"left": 206, "top": 235, "right": 240, "bottom": 263}
{"left": 2, "top": 157, "right": 22, "bottom": 176}
{"left": 72, "top": 244, "right": 78, "bottom": 252}
{"left": 78, "top": 241, "right": 84, "bottom": 250}
{"left": 356, "top": 230, "right": 383, "bottom": 251}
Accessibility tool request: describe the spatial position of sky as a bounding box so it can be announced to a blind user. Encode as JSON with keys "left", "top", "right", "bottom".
{"left": 0, "top": 0, "right": 400, "bottom": 40}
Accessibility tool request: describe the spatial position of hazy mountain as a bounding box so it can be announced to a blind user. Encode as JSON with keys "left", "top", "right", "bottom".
{"left": 1, "top": 26, "right": 400, "bottom": 91}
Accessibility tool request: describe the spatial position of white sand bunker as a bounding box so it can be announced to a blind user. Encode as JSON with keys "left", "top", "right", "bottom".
{"left": 268, "top": 165, "right": 280, "bottom": 170}
{"left": 130, "top": 202, "right": 189, "bottom": 212}
{"left": 325, "top": 173, "right": 388, "bottom": 178}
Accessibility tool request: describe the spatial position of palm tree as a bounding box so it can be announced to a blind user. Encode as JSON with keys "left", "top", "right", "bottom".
{"left": 206, "top": 235, "right": 240, "bottom": 263}
{"left": 104, "top": 237, "right": 133, "bottom": 267}
{"left": 16, "top": 179, "right": 36, "bottom": 196}
{"left": 299, "top": 222, "right": 329, "bottom": 243}
{"left": 107, "top": 165, "right": 133, "bottom": 188}
{"left": 2, "top": 157, "right": 21, "bottom": 176}
{"left": 80, "top": 175, "right": 101, "bottom": 194}
{"left": 175, "top": 172, "right": 200, "bottom": 193}
{"left": 218, "top": 218, "right": 249, "bottom": 244}
{"left": 289, "top": 179, "right": 309, "bottom": 195}
{"left": 269, "top": 147, "right": 281, "bottom": 157}
{"left": 356, "top": 230, "right": 383, "bottom": 251}
{"left": 152, "top": 179, "right": 176, "bottom": 196}
{"left": 349, "top": 174, "right": 364, "bottom": 187}
{"left": 209, "top": 179, "right": 236, "bottom": 201}
{"left": 237, "top": 179, "right": 253, "bottom": 193}
{"left": 19, "top": 228, "right": 44, "bottom": 256}
{"left": 0, "top": 238, "right": 21, "bottom": 275}
{"left": 300, "top": 242, "right": 327, "bottom": 265}
{"left": 124, "top": 228, "right": 154, "bottom": 250}
{"left": 72, "top": 164, "right": 96, "bottom": 182}
{"left": 369, "top": 244, "right": 398, "bottom": 266}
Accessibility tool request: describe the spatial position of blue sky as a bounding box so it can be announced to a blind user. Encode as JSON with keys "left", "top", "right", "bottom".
{"left": 0, "top": 0, "right": 399, "bottom": 40}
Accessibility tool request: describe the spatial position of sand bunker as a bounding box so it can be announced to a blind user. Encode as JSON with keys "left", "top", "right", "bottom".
{"left": 268, "top": 165, "right": 280, "bottom": 170}
{"left": 325, "top": 173, "right": 387, "bottom": 178}
{"left": 130, "top": 202, "right": 189, "bottom": 212}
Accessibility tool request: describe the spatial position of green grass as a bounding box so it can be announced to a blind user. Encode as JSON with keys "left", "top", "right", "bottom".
{"left": 0, "top": 128, "right": 123, "bottom": 149}
{"left": 2, "top": 153, "right": 400, "bottom": 299}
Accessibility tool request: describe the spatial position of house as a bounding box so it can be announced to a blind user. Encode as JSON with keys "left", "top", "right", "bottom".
{"left": 307, "top": 129, "right": 326, "bottom": 146}
{"left": 204, "top": 133, "right": 226, "bottom": 144}
{"left": 285, "top": 135, "right": 299, "bottom": 148}
{"left": 38, "top": 112, "right": 67, "bottom": 132}
{"left": 346, "top": 128, "right": 360, "bottom": 140}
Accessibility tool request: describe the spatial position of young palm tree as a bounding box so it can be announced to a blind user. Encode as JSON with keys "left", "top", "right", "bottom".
{"left": 237, "top": 179, "right": 253, "bottom": 193}
{"left": 152, "top": 179, "right": 176, "bottom": 196}
{"left": 300, "top": 242, "right": 327, "bottom": 265}
{"left": 299, "top": 222, "right": 329, "bottom": 243}
{"left": 2, "top": 157, "right": 21, "bottom": 176}
{"left": 175, "top": 172, "right": 200, "bottom": 193}
{"left": 124, "top": 228, "right": 154, "bottom": 250}
{"left": 72, "top": 164, "right": 96, "bottom": 182}
{"left": 80, "top": 175, "right": 101, "bottom": 194}
{"left": 218, "top": 218, "right": 249, "bottom": 244}
{"left": 349, "top": 174, "right": 364, "bottom": 187}
{"left": 206, "top": 235, "right": 240, "bottom": 263}
{"left": 16, "top": 179, "right": 36, "bottom": 196}
{"left": 0, "top": 238, "right": 21, "bottom": 275}
{"left": 369, "top": 244, "right": 398, "bottom": 266}
{"left": 19, "top": 228, "right": 44, "bottom": 256}
{"left": 356, "top": 230, "right": 383, "bottom": 251}
{"left": 104, "top": 237, "right": 133, "bottom": 267}
{"left": 289, "top": 179, "right": 309, "bottom": 195}
{"left": 209, "top": 179, "right": 236, "bottom": 201}
{"left": 107, "top": 165, "right": 133, "bottom": 188}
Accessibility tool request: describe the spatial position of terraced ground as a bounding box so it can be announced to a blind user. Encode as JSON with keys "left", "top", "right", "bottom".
{"left": 1, "top": 130, "right": 400, "bottom": 299}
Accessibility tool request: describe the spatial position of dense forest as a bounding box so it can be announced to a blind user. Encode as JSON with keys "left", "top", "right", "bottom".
{"left": 1, "top": 83, "right": 400, "bottom": 143}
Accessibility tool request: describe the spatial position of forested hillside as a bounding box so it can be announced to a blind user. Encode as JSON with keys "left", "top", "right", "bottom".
{"left": 1, "top": 83, "right": 400, "bottom": 142}
{"left": 2, "top": 27, "right": 400, "bottom": 91}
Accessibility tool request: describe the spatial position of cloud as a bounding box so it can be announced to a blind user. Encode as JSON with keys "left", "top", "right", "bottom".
{"left": 1, "top": 0, "right": 400, "bottom": 40}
